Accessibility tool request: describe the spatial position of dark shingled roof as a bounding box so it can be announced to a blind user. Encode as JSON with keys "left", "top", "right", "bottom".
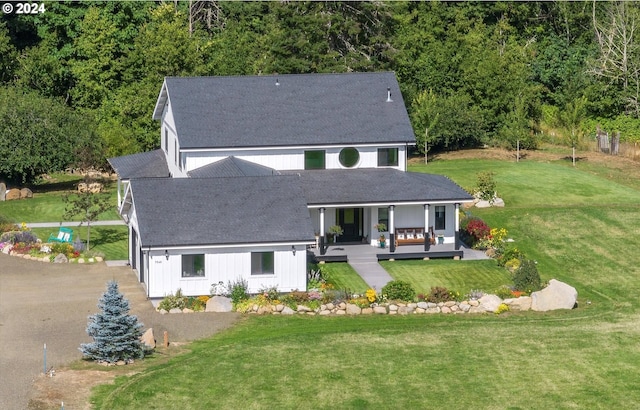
{"left": 287, "top": 169, "right": 474, "bottom": 206}
{"left": 154, "top": 72, "right": 415, "bottom": 149}
{"left": 108, "top": 149, "right": 170, "bottom": 180}
{"left": 130, "top": 176, "right": 315, "bottom": 248}
{"left": 187, "top": 157, "right": 279, "bottom": 178}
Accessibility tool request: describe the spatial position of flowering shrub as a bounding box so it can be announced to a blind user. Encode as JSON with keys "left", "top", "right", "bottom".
{"left": 1, "top": 230, "right": 39, "bottom": 245}
{"left": 365, "top": 288, "right": 377, "bottom": 303}
{"left": 495, "top": 303, "right": 510, "bottom": 315}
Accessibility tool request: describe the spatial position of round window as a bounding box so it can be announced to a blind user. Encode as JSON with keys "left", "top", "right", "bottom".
{"left": 339, "top": 147, "right": 360, "bottom": 168}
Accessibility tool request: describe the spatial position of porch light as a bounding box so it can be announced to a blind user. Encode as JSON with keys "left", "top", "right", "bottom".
{"left": 165, "top": 250, "right": 169, "bottom": 260}
{"left": 291, "top": 245, "right": 296, "bottom": 256}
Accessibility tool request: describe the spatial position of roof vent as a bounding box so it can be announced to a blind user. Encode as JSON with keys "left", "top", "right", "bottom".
{"left": 386, "top": 87, "right": 393, "bottom": 102}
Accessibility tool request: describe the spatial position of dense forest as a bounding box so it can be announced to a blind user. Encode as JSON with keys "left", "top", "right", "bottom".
{"left": 2, "top": 1, "right": 640, "bottom": 183}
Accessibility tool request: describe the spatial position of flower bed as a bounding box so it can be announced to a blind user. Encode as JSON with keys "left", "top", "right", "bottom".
{"left": 0, "top": 227, "right": 104, "bottom": 264}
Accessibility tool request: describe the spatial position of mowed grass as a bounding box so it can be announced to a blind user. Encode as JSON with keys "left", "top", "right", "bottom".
{"left": 79, "top": 152, "right": 640, "bottom": 407}
{"left": 380, "top": 259, "right": 511, "bottom": 295}
{"left": 93, "top": 313, "right": 640, "bottom": 409}
{"left": 0, "top": 174, "right": 119, "bottom": 222}
{"left": 319, "top": 262, "right": 369, "bottom": 292}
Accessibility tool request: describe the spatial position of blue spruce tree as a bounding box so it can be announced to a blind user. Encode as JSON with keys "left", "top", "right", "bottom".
{"left": 80, "top": 280, "right": 145, "bottom": 363}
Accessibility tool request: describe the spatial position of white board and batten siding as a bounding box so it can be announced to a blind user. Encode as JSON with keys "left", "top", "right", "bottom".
{"left": 146, "top": 245, "right": 308, "bottom": 299}
{"left": 182, "top": 145, "right": 407, "bottom": 174}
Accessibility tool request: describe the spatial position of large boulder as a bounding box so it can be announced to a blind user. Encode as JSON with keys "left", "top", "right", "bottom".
{"left": 20, "top": 188, "right": 33, "bottom": 199}
{"left": 205, "top": 296, "right": 233, "bottom": 312}
{"left": 53, "top": 253, "right": 68, "bottom": 263}
{"left": 478, "top": 294, "right": 502, "bottom": 312}
{"left": 5, "top": 189, "right": 20, "bottom": 201}
{"left": 531, "top": 279, "right": 577, "bottom": 311}
{"left": 140, "top": 328, "right": 156, "bottom": 349}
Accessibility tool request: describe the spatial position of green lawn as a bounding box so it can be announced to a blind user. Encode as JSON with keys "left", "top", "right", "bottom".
{"left": 380, "top": 259, "right": 511, "bottom": 296}
{"left": 320, "top": 262, "right": 369, "bottom": 292}
{"left": 0, "top": 174, "right": 119, "bottom": 223}
{"left": 30, "top": 226, "right": 129, "bottom": 260}
{"left": 87, "top": 152, "right": 640, "bottom": 408}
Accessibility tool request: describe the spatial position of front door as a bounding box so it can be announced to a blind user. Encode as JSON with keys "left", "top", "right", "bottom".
{"left": 337, "top": 208, "right": 362, "bottom": 242}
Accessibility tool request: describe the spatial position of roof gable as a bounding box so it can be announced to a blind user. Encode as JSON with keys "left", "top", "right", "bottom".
{"left": 187, "top": 156, "right": 279, "bottom": 178}
{"left": 108, "top": 149, "right": 170, "bottom": 180}
{"left": 155, "top": 72, "right": 415, "bottom": 149}
{"left": 130, "top": 176, "right": 314, "bottom": 248}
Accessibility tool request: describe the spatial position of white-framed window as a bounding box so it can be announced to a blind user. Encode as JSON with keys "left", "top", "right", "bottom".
{"left": 435, "top": 206, "right": 446, "bottom": 230}
{"left": 377, "top": 148, "right": 398, "bottom": 167}
{"left": 251, "top": 252, "right": 274, "bottom": 275}
{"left": 182, "top": 254, "right": 205, "bottom": 277}
{"left": 164, "top": 129, "right": 168, "bottom": 153}
{"left": 377, "top": 207, "right": 389, "bottom": 227}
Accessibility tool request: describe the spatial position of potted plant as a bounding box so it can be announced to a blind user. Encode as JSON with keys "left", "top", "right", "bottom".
{"left": 374, "top": 223, "right": 387, "bottom": 248}
{"left": 327, "top": 225, "right": 343, "bottom": 244}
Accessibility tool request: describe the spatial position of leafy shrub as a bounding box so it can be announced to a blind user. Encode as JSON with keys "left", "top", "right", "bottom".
{"left": 504, "top": 258, "right": 521, "bottom": 273}
{"left": 381, "top": 280, "right": 415, "bottom": 301}
{"left": 184, "top": 296, "right": 207, "bottom": 312}
{"left": 158, "top": 289, "right": 187, "bottom": 311}
{"left": 427, "top": 286, "right": 452, "bottom": 303}
{"left": 513, "top": 259, "right": 542, "bottom": 292}
{"left": 258, "top": 285, "right": 280, "bottom": 302}
{"left": 494, "top": 285, "right": 513, "bottom": 299}
{"left": 475, "top": 171, "right": 496, "bottom": 201}
{"left": 51, "top": 242, "right": 74, "bottom": 257}
{"left": 1, "top": 230, "right": 38, "bottom": 245}
{"left": 227, "top": 277, "right": 249, "bottom": 304}
{"left": 286, "top": 290, "right": 309, "bottom": 303}
{"left": 0, "top": 222, "right": 19, "bottom": 234}
{"left": 496, "top": 246, "right": 525, "bottom": 267}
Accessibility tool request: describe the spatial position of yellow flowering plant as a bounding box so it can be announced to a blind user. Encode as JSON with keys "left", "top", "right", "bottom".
{"left": 365, "top": 288, "right": 377, "bottom": 303}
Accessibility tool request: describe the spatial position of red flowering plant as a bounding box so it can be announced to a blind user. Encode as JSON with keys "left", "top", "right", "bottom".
{"left": 461, "top": 217, "right": 491, "bottom": 248}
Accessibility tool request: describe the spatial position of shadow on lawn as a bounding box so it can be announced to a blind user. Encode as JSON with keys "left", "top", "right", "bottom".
{"left": 90, "top": 228, "right": 127, "bottom": 247}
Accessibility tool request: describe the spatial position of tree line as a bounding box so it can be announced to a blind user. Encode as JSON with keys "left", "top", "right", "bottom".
{"left": 1, "top": 1, "right": 639, "bottom": 183}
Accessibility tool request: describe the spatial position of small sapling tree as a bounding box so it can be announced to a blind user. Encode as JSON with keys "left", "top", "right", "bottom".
{"left": 63, "top": 187, "right": 112, "bottom": 251}
{"left": 80, "top": 280, "right": 146, "bottom": 363}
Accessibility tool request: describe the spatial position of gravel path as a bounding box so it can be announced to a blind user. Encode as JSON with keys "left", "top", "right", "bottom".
{"left": 0, "top": 253, "right": 240, "bottom": 410}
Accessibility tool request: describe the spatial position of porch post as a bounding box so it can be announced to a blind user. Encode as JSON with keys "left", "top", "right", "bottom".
{"left": 424, "top": 204, "right": 430, "bottom": 251}
{"left": 116, "top": 179, "right": 122, "bottom": 208}
{"left": 454, "top": 203, "right": 460, "bottom": 250}
{"left": 389, "top": 205, "right": 395, "bottom": 253}
{"left": 319, "top": 208, "right": 326, "bottom": 255}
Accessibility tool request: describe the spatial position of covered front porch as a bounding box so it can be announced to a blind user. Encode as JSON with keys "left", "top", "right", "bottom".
{"left": 311, "top": 241, "right": 488, "bottom": 263}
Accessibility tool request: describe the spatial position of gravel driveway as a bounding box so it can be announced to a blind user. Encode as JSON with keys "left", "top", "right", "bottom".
{"left": 0, "top": 253, "right": 240, "bottom": 410}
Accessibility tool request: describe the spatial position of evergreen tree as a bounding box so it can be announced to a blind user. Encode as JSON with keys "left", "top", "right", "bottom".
{"left": 80, "top": 281, "right": 145, "bottom": 363}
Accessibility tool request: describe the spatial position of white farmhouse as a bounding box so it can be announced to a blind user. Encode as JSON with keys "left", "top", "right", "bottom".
{"left": 109, "top": 72, "right": 473, "bottom": 299}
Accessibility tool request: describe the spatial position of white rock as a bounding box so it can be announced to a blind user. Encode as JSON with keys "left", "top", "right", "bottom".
{"left": 531, "top": 280, "right": 577, "bottom": 311}
{"left": 478, "top": 294, "right": 502, "bottom": 312}
{"left": 205, "top": 296, "right": 233, "bottom": 312}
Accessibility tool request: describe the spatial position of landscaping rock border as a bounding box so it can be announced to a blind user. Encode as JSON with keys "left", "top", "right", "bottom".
{"left": 157, "top": 279, "right": 577, "bottom": 316}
